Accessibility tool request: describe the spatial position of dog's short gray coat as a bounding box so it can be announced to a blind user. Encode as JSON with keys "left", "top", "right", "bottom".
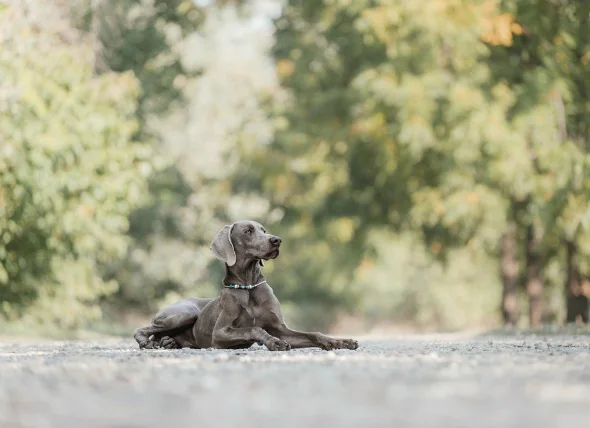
{"left": 133, "top": 220, "right": 358, "bottom": 351}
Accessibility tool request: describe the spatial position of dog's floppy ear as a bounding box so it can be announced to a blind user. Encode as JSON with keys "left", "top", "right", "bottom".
{"left": 210, "top": 224, "right": 236, "bottom": 266}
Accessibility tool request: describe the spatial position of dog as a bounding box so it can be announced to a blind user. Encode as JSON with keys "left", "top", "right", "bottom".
{"left": 133, "top": 220, "right": 359, "bottom": 351}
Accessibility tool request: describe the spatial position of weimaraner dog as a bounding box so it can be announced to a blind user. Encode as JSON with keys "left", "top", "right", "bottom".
{"left": 133, "top": 220, "right": 359, "bottom": 351}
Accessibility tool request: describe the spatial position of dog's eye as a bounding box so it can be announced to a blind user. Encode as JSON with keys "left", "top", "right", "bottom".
{"left": 245, "top": 229, "right": 253, "bottom": 234}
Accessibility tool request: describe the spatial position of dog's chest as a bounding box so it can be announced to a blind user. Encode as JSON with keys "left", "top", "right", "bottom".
{"left": 235, "top": 306, "right": 256, "bottom": 327}
{"left": 236, "top": 292, "right": 274, "bottom": 328}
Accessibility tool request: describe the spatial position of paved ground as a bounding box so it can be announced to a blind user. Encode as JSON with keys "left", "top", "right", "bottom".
{"left": 0, "top": 334, "right": 589, "bottom": 428}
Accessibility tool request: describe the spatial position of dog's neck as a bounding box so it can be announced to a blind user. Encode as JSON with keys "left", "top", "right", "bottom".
{"left": 224, "top": 258, "right": 264, "bottom": 287}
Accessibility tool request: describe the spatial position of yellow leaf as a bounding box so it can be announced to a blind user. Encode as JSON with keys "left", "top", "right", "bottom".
{"left": 431, "top": 242, "right": 443, "bottom": 254}
{"left": 466, "top": 192, "right": 479, "bottom": 204}
{"left": 328, "top": 217, "right": 355, "bottom": 243}
{"left": 481, "top": 12, "right": 519, "bottom": 47}
{"left": 511, "top": 22, "right": 523, "bottom": 36}
{"left": 276, "top": 59, "right": 295, "bottom": 78}
{"left": 177, "top": 1, "right": 192, "bottom": 14}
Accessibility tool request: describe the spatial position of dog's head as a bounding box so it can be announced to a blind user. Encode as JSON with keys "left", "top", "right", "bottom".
{"left": 210, "top": 220, "right": 281, "bottom": 267}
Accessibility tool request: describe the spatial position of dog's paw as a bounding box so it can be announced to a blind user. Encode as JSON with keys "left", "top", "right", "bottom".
{"left": 158, "top": 336, "right": 179, "bottom": 349}
{"left": 266, "top": 338, "right": 291, "bottom": 352}
{"left": 320, "top": 338, "right": 359, "bottom": 351}
{"left": 318, "top": 340, "right": 335, "bottom": 351}
{"left": 340, "top": 338, "right": 359, "bottom": 350}
{"left": 138, "top": 340, "right": 156, "bottom": 350}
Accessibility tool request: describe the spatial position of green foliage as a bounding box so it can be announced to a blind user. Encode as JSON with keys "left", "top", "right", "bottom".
{"left": 356, "top": 231, "right": 501, "bottom": 330}
{"left": 1, "top": 0, "right": 588, "bottom": 333}
{"left": 234, "top": 0, "right": 590, "bottom": 328}
{"left": 232, "top": 0, "right": 509, "bottom": 328}
{"left": 0, "top": 1, "right": 150, "bottom": 327}
{"left": 73, "top": 0, "right": 209, "bottom": 313}
{"left": 71, "top": 0, "right": 204, "bottom": 120}
{"left": 95, "top": 0, "right": 283, "bottom": 316}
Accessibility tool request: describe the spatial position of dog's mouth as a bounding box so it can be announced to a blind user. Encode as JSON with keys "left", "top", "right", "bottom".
{"left": 264, "top": 248, "right": 280, "bottom": 260}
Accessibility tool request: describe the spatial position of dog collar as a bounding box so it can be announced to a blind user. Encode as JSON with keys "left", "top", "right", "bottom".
{"left": 224, "top": 280, "right": 266, "bottom": 290}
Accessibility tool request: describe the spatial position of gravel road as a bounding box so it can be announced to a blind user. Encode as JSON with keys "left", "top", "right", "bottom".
{"left": 1, "top": 333, "right": 589, "bottom": 428}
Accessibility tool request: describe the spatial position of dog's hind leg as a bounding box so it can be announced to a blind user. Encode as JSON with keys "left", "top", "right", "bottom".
{"left": 134, "top": 324, "right": 190, "bottom": 349}
{"left": 133, "top": 325, "right": 161, "bottom": 349}
{"left": 157, "top": 336, "right": 179, "bottom": 349}
{"left": 134, "top": 299, "right": 203, "bottom": 349}
{"left": 152, "top": 327, "right": 196, "bottom": 349}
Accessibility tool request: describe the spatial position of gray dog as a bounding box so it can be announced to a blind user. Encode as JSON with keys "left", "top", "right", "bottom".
{"left": 133, "top": 220, "right": 359, "bottom": 351}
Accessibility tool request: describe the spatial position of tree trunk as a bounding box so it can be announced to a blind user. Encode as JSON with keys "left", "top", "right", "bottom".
{"left": 91, "top": 0, "right": 107, "bottom": 75}
{"left": 500, "top": 222, "right": 520, "bottom": 326}
{"left": 565, "top": 241, "right": 589, "bottom": 323}
{"left": 525, "top": 224, "right": 543, "bottom": 328}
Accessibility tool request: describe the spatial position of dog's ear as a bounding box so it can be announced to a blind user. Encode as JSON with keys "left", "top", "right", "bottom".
{"left": 210, "top": 224, "right": 236, "bottom": 266}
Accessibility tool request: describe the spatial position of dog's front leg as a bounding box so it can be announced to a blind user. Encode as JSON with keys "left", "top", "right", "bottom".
{"left": 212, "top": 310, "right": 291, "bottom": 351}
{"left": 277, "top": 325, "right": 358, "bottom": 350}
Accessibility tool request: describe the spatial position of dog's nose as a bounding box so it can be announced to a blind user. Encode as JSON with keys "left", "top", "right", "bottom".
{"left": 270, "top": 236, "right": 282, "bottom": 247}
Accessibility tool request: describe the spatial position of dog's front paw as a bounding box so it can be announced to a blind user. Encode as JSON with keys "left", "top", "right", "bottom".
{"left": 266, "top": 338, "right": 291, "bottom": 352}
{"left": 320, "top": 338, "right": 359, "bottom": 351}
{"left": 340, "top": 338, "right": 359, "bottom": 350}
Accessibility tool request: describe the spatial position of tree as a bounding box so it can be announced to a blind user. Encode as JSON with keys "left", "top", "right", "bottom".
{"left": 71, "top": 0, "right": 205, "bottom": 122}
{"left": 489, "top": 0, "right": 590, "bottom": 324}
{"left": 89, "top": 0, "right": 284, "bottom": 317}
{"left": 233, "top": 0, "right": 521, "bottom": 328}
{"left": 235, "top": 0, "right": 589, "bottom": 329}
{"left": 0, "top": 0, "right": 150, "bottom": 327}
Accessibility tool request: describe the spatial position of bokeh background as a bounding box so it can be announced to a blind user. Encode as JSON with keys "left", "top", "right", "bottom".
{"left": 0, "top": 0, "right": 589, "bottom": 337}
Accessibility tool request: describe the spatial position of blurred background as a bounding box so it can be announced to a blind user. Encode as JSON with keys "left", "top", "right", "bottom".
{"left": 0, "top": 0, "right": 588, "bottom": 337}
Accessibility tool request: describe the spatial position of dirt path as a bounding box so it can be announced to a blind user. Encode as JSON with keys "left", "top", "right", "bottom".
{"left": 1, "top": 334, "right": 589, "bottom": 427}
